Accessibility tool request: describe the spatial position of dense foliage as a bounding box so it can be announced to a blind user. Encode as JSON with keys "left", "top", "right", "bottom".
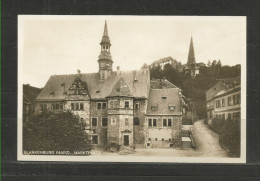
{"left": 209, "top": 118, "right": 240, "bottom": 157}
{"left": 23, "top": 111, "right": 92, "bottom": 152}
{"left": 150, "top": 61, "right": 241, "bottom": 118}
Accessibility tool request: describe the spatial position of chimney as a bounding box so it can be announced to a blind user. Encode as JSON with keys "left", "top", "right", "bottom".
{"left": 117, "top": 66, "right": 120, "bottom": 75}
{"left": 77, "top": 69, "right": 81, "bottom": 78}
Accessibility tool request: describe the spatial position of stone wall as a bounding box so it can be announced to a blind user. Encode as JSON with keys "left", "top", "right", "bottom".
{"left": 145, "top": 116, "right": 182, "bottom": 148}
{"left": 133, "top": 99, "right": 147, "bottom": 148}
{"left": 90, "top": 100, "right": 108, "bottom": 147}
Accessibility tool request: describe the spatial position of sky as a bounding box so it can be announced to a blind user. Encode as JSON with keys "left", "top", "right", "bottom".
{"left": 19, "top": 16, "right": 246, "bottom": 88}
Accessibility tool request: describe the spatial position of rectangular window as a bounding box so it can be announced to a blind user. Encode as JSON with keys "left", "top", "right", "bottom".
{"left": 148, "top": 138, "right": 151, "bottom": 141}
{"left": 168, "top": 119, "right": 172, "bottom": 127}
{"left": 135, "top": 102, "right": 140, "bottom": 109}
{"left": 71, "top": 103, "right": 74, "bottom": 110}
{"left": 60, "top": 104, "right": 63, "bottom": 110}
{"left": 75, "top": 103, "right": 79, "bottom": 110}
{"left": 228, "top": 97, "right": 232, "bottom": 106}
{"left": 222, "top": 99, "right": 225, "bottom": 107}
{"left": 125, "top": 101, "right": 130, "bottom": 108}
{"left": 56, "top": 104, "right": 59, "bottom": 110}
{"left": 163, "top": 119, "right": 167, "bottom": 127}
{"left": 97, "top": 102, "right": 102, "bottom": 110}
{"left": 233, "top": 95, "right": 239, "bottom": 105}
{"left": 110, "top": 100, "right": 113, "bottom": 108}
{"left": 101, "top": 73, "right": 105, "bottom": 80}
{"left": 92, "top": 135, "right": 98, "bottom": 144}
{"left": 155, "top": 138, "right": 158, "bottom": 141}
{"left": 125, "top": 118, "right": 129, "bottom": 126}
{"left": 216, "top": 100, "right": 221, "bottom": 108}
{"left": 134, "top": 118, "right": 140, "bottom": 125}
{"left": 102, "top": 118, "right": 108, "bottom": 127}
{"left": 148, "top": 119, "right": 152, "bottom": 127}
{"left": 92, "top": 118, "right": 97, "bottom": 127}
{"left": 80, "top": 103, "right": 84, "bottom": 110}
{"left": 102, "top": 102, "right": 107, "bottom": 109}
{"left": 153, "top": 119, "right": 157, "bottom": 127}
{"left": 114, "top": 100, "right": 118, "bottom": 107}
{"left": 40, "top": 104, "right": 47, "bottom": 111}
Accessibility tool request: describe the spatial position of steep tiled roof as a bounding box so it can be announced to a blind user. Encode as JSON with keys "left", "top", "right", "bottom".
{"left": 108, "top": 77, "right": 134, "bottom": 97}
{"left": 23, "top": 84, "right": 42, "bottom": 104}
{"left": 150, "top": 79, "right": 178, "bottom": 89}
{"left": 218, "top": 76, "right": 240, "bottom": 88}
{"left": 146, "top": 88, "right": 182, "bottom": 116}
{"left": 36, "top": 69, "right": 150, "bottom": 101}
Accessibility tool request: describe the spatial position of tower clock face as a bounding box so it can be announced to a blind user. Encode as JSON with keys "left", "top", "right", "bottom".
{"left": 111, "top": 117, "right": 117, "bottom": 125}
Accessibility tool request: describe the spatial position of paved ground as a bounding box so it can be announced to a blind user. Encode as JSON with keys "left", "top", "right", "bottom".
{"left": 97, "top": 120, "right": 228, "bottom": 157}
{"left": 191, "top": 119, "right": 228, "bottom": 157}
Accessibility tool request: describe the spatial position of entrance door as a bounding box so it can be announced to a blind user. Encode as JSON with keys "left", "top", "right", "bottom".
{"left": 124, "top": 135, "right": 129, "bottom": 146}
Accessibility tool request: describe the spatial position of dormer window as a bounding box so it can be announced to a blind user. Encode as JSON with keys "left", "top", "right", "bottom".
{"left": 168, "top": 104, "right": 175, "bottom": 111}
{"left": 50, "top": 91, "right": 54, "bottom": 96}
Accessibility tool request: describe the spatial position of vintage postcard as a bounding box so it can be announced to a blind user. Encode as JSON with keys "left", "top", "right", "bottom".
{"left": 18, "top": 15, "right": 246, "bottom": 163}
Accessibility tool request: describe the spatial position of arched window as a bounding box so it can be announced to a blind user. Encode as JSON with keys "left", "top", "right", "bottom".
{"left": 134, "top": 117, "right": 140, "bottom": 126}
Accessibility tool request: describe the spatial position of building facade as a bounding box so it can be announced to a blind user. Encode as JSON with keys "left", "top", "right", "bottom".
{"left": 23, "top": 84, "right": 42, "bottom": 123}
{"left": 148, "top": 57, "right": 183, "bottom": 72}
{"left": 206, "top": 76, "right": 241, "bottom": 123}
{"left": 34, "top": 21, "right": 183, "bottom": 150}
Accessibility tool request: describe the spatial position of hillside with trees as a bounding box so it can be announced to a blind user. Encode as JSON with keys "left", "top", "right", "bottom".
{"left": 149, "top": 60, "right": 241, "bottom": 118}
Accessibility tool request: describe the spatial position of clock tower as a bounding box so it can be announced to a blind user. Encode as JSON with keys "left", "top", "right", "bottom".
{"left": 98, "top": 21, "right": 113, "bottom": 80}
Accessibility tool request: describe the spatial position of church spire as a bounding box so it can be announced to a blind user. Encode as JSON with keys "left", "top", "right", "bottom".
{"left": 101, "top": 20, "right": 110, "bottom": 44}
{"left": 103, "top": 20, "right": 108, "bottom": 37}
{"left": 187, "top": 36, "right": 196, "bottom": 65}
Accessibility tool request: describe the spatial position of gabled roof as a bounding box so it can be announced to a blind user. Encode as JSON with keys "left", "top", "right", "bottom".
{"left": 206, "top": 76, "right": 241, "bottom": 101}
{"left": 150, "top": 79, "right": 178, "bottom": 89}
{"left": 108, "top": 77, "right": 133, "bottom": 97}
{"left": 36, "top": 69, "right": 150, "bottom": 101}
{"left": 23, "top": 84, "right": 42, "bottom": 104}
{"left": 146, "top": 88, "right": 182, "bottom": 116}
{"left": 218, "top": 76, "right": 240, "bottom": 88}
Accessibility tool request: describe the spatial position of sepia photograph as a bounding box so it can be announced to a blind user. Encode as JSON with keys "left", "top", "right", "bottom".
{"left": 17, "top": 15, "right": 246, "bottom": 163}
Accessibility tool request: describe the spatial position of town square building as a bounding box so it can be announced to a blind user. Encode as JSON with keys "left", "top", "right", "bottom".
{"left": 206, "top": 76, "right": 241, "bottom": 122}
{"left": 34, "top": 21, "right": 183, "bottom": 150}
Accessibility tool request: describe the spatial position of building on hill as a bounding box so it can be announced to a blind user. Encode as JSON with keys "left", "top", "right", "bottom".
{"left": 148, "top": 56, "right": 183, "bottom": 72}
{"left": 34, "top": 21, "right": 184, "bottom": 150}
{"left": 206, "top": 76, "right": 241, "bottom": 124}
{"left": 184, "top": 36, "right": 206, "bottom": 77}
{"left": 23, "top": 84, "right": 42, "bottom": 122}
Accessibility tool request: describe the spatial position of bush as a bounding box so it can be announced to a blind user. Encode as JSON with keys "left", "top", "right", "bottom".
{"left": 219, "top": 119, "right": 241, "bottom": 157}
{"left": 210, "top": 118, "right": 225, "bottom": 134}
{"left": 23, "top": 110, "right": 92, "bottom": 152}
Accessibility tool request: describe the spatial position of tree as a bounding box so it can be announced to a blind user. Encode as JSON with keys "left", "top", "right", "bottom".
{"left": 207, "top": 60, "right": 211, "bottom": 67}
{"left": 23, "top": 110, "right": 92, "bottom": 152}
